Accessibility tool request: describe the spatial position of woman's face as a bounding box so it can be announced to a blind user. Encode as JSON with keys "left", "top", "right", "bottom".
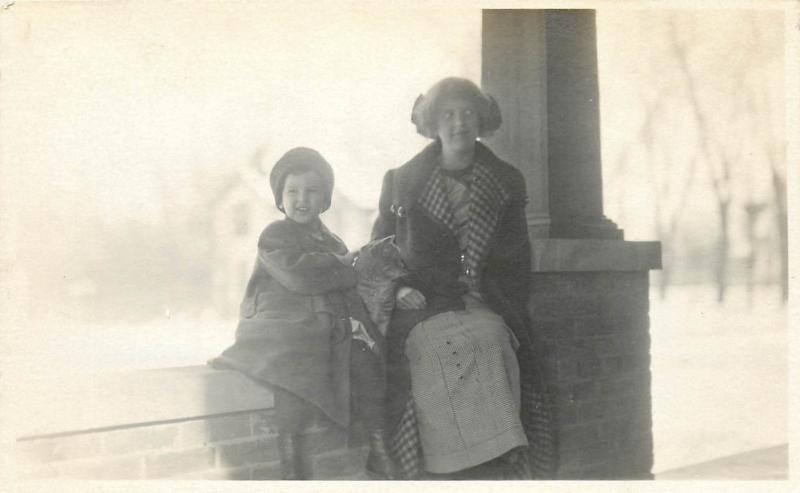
{"left": 435, "top": 97, "right": 479, "bottom": 154}
{"left": 281, "top": 170, "right": 325, "bottom": 224}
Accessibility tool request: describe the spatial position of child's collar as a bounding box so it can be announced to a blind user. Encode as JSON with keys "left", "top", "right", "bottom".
{"left": 285, "top": 216, "right": 326, "bottom": 238}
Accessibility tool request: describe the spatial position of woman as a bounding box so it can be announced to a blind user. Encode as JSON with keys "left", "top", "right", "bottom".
{"left": 373, "top": 77, "right": 557, "bottom": 479}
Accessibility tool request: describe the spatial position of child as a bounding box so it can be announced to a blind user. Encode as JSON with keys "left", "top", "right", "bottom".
{"left": 211, "top": 147, "right": 397, "bottom": 479}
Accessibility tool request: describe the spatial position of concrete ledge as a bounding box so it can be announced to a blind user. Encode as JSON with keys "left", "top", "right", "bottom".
{"left": 13, "top": 365, "right": 272, "bottom": 439}
{"left": 531, "top": 239, "right": 661, "bottom": 272}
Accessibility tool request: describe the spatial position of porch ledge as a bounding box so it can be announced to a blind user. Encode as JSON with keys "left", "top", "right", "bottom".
{"left": 530, "top": 239, "right": 661, "bottom": 272}
{"left": 12, "top": 240, "right": 660, "bottom": 439}
{"left": 12, "top": 365, "right": 271, "bottom": 439}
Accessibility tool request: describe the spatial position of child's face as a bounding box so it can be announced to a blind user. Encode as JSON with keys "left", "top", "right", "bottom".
{"left": 281, "top": 170, "right": 325, "bottom": 224}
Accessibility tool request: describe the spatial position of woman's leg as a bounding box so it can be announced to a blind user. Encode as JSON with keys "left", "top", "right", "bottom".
{"left": 404, "top": 307, "right": 528, "bottom": 474}
{"left": 273, "top": 388, "right": 315, "bottom": 479}
{"left": 350, "top": 340, "right": 400, "bottom": 479}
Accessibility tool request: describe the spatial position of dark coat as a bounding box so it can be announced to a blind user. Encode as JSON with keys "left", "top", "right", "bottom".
{"left": 372, "top": 140, "right": 531, "bottom": 342}
{"left": 211, "top": 218, "right": 358, "bottom": 427}
{"left": 372, "top": 140, "right": 557, "bottom": 478}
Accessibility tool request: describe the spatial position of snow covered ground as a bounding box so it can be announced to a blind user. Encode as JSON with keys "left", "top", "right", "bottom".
{"left": 648, "top": 284, "right": 787, "bottom": 473}
{"left": 2, "top": 284, "right": 787, "bottom": 474}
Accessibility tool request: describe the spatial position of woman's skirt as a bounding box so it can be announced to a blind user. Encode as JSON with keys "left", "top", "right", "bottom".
{"left": 404, "top": 295, "right": 528, "bottom": 473}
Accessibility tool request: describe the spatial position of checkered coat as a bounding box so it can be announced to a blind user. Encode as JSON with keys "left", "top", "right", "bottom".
{"left": 372, "top": 141, "right": 558, "bottom": 479}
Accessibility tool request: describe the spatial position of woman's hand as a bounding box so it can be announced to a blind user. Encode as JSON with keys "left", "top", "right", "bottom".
{"left": 395, "top": 286, "right": 427, "bottom": 310}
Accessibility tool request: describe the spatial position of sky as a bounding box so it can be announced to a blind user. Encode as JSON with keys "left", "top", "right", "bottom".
{"left": 0, "top": 3, "right": 481, "bottom": 225}
{"left": 0, "top": 4, "right": 785, "bottom": 239}
{"left": 0, "top": 3, "right": 790, "bottom": 321}
{"left": 596, "top": 8, "right": 785, "bottom": 243}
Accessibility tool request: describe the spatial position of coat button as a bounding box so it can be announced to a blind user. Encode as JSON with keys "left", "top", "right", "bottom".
{"left": 456, "top": 363, "right": 461, "bottom": 368}
{"left": 446, "top": 341, "right": 451, "bottom": 345}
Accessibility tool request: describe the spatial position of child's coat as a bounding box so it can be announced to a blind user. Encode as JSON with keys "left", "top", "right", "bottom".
{"left": 211, "top": 218, "right": 359, "bottom": 427}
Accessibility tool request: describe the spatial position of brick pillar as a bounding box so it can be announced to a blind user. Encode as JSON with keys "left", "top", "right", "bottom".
{"left": 531, "top": 271, "right": 654, "bottom": 478}
{"left": 482, "top": 9, "right": 661, "bottom": 479}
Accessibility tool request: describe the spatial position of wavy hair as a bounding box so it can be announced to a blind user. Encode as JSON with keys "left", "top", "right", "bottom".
{"left": 410, "top": 77, "right": 502, "bottom": 139}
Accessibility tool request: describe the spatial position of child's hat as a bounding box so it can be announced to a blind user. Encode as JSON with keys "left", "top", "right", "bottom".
{"left": 269, "top": 147, "right": 335, "bottom": 211}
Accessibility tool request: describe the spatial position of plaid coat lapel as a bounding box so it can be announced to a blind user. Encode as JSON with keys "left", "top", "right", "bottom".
{"left": 464, "top": 159, "right": 511, "bottom": 278}
{"left": 417, "top": 157, "right": 512, "bottom": 281}
{"left": 417, "top": 166, "right": 458, "bottom": 234}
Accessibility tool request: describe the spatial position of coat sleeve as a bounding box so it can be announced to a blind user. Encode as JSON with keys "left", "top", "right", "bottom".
{"left": 498, "top": 196, "right": 532, "bottom": 318}
{"left": 486, "top": 168, "right": 532, "bottom": 328}
{"left": 371, "top": 170, "right": 396, "bottom": 241}
{"left": 257, "top": 222, "right": 357, "bottom": 295}
{"left": 369, "top": 169, "right": 427, "bottom": 292}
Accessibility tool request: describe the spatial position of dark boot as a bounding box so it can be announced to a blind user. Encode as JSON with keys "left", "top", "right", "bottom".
{"left": 278, "top": 432, "right": 306, "bottom": 480}
{"left": 365, "top": 429, "right": 401, "bottom": 480}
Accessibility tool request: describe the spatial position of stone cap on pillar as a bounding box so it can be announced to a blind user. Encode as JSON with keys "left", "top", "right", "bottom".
{"left": 530, "top": 239, "right": 661, "bottom": 272}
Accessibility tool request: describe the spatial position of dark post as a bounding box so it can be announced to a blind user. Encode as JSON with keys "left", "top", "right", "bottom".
{"left": 482, "top": 8, "right": 660, "bottom": 480}
{"left": 482, "top": 10, "right": 551, "bottom": 238}
{"left": 545, "top": 10, "right": 622, "bottom": 239}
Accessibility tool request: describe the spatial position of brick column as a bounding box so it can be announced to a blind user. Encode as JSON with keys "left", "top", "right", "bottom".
{"left": 530, "top": 269, "right": 654, "bottom": 478}
{"left": 482, "top": 9, "right": 660, "bottom": 479}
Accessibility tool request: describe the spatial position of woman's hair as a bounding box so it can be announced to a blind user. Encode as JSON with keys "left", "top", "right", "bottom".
{"left": 411, "top": 77, "right": 502, "bottom": 139}
{"left": 269, "top": 147, "right": 335, "bottom": 212}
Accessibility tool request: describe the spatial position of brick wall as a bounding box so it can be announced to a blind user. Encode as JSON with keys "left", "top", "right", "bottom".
{"left": 15, "top": 408, "right": 368, "bottom": 480}
{"left": 530, "top": 271, "right": 654, "bottom": 479}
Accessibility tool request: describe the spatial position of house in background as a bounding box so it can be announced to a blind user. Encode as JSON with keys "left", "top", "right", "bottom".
{"left": 207, "top": 162, "right": 375, "bottom": 317}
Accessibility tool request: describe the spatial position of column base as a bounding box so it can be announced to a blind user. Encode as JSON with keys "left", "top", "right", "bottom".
{"left": 548, "top": 214, "right": 623, "bottom": 240}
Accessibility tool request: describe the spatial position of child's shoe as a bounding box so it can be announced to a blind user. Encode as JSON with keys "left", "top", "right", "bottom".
{"left": 278, "top": 432, "right": 307, "bottom": 479}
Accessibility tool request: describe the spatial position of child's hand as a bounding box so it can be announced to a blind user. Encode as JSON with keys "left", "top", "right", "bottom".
{"left": 396, "top": 286, "right": 427, "bottom": 310}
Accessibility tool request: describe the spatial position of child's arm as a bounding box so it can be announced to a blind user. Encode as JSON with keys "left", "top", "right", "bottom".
{"left": 257, "top": 222, "right": 357, "bottom": 296}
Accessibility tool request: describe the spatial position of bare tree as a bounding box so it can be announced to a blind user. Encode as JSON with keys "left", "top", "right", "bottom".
{"left": 638, "top": 90, "right": 698, "bottom": 299}
{"left": 606, "top": 12, "right": 786, "bottom": 303}
{"left": 769, "top": 152, "right": 788, "bottom": 302}
{"left": 747, "top": 15, "right": 788, "bottom": 303}
{"left": 742, "top": 200, "right": 768, "bottom": 305}
{"left": 667, "top": 16, "right": 754, "bottom": 303}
